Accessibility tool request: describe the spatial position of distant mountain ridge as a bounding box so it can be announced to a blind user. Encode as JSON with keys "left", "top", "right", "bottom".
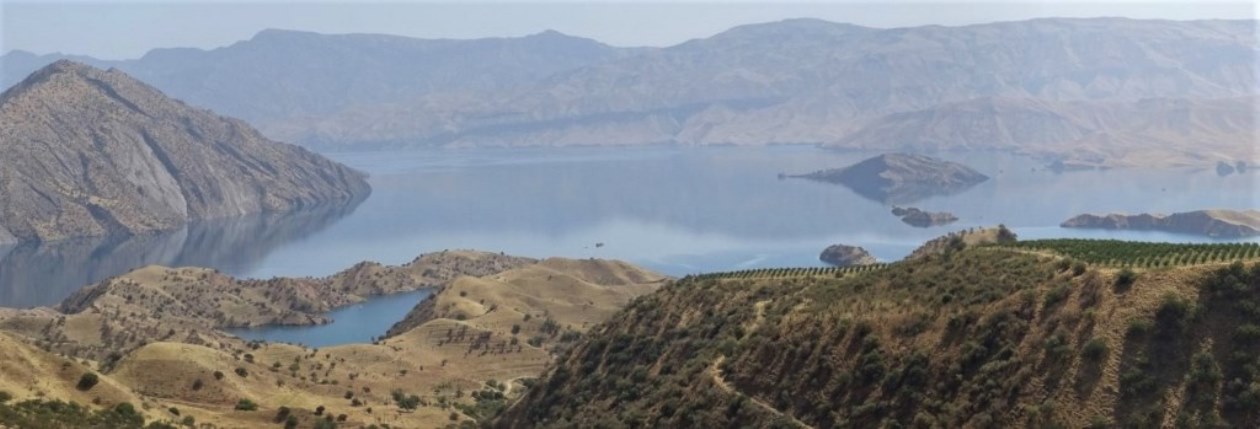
{"left": 3, "top": 18, "right": 1256, "bottom": 167}
{"left": 1062, "top": 210, "right": 1260, "bottom": 238}
{"left": 1, "top": 28, "right": 638, "bottom": 123}
{"left": 0, "top": 61, "right": 370, "bottom": 244}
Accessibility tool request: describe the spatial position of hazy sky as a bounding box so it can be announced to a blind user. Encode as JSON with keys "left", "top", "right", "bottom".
{"left": 2, "top": 1, "right": 1256, "bottom": 59}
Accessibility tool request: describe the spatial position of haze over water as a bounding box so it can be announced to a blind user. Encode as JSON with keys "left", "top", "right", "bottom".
{"left": 1, "top": 146, "right": 1255, "bottom": 310}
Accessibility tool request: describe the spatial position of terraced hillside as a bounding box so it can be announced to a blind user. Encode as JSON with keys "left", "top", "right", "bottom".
{"left": 498, "top": 241, "right": 1260, "bottom": 428}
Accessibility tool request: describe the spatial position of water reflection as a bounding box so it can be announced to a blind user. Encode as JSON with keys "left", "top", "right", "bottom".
{"left": 3, "top": 146, "right": 1255, "bottom": 309}
{"left": 0, "top": 198, "right": 363, "bottom": 308}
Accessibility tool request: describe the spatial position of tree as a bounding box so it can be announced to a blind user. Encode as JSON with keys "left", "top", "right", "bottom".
{"left": 996, "top": 224, "right": 1018, "bottom": 243}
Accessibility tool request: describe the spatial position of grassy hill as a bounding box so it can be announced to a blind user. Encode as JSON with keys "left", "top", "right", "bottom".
{"left": 0, "top": 253, "right": 663, "bottom": 428}
{"left": 0, "top": 250, "right": 533, "bottom": 361}
{"left": 497, "top": 240, "right": 1260, "bottom": 428}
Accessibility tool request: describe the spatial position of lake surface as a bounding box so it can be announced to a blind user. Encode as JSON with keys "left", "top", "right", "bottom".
{"left": 226, "top": 289, "right": 432, "bottom": 347}
{"left": 2, "top": 146, "right": 1256, "bottom": 343}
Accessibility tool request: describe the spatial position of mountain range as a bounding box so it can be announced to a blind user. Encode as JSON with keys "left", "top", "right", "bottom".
{"left": 3, "top": 18, "right": 1256, "bottom": 167}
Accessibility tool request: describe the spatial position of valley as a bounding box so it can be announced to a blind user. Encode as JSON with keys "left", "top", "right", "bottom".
{"left": 0, "top": 9, "right": 1255, "bottom": 429}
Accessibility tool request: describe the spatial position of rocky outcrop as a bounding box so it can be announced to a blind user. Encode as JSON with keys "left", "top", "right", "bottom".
{"left": 892, "top": 207, "right": 958, "bottom": 227}
{"left": 0, "top": 61, "right": 370, "bottom": 243}
{"left": 794, "top": 153, "right": 988, "bottom": 204}
{"left": 819, "top": 244, "right": 877, "bottom": 267}
{"left": 1061, "top": 210, "right": 1260, "bottom": 238}
{"left": 1217, "top": 161, "right": 1238, "bottom": 176}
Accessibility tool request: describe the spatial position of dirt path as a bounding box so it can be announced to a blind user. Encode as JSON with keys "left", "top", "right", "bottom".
{"left": 708, "top": 355, "right": 814, "bottom": 429}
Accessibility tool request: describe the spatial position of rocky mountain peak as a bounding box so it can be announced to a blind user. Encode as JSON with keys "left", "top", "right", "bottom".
{"left": 0, "top": 61, "right": 370, "bottom": 243}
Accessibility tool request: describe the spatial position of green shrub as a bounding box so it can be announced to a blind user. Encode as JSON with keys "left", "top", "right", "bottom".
{"left": 1154, "top": 293, "right": 1194, "bottom": 337}
{"left": 1082, "top": 338, "right": 1109, "bottom": 361}
{"left": 235, "top": 399, "right": 258, "bottom": 411}
{"left": 76, "top": 372, "right": 100, "bottom": 391}
{"left": 1044, "top": 284, "right": 1070, "bottom": 309}
{"left": 1115, "top": 269, "right": 1137, "bottom": 290}
{"left": 274, "top": 406, "right": 291, "bottom": 423}
{"left": 1126, "top": 318, "right": 1153, "bottom": 337}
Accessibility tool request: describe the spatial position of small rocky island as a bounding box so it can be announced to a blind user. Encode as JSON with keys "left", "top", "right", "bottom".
{"left": 791, "top": 153, "right": 989, "bottom": 204}
{"left": 892, "top": 207, "right": 958, "bottom": 227}
{"left": 1062, "top": 210, "right": 1260, "bottom": 238}
{"left": 819, "top": 244, "right": 878, "bottom": 267}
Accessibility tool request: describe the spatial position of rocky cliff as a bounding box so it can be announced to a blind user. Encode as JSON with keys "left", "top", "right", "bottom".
{"left": 0, "top": 61, "right": 370, "bottom": 243}
{"left": 1062, "top": 210, "right": 1260, "bottom": 238}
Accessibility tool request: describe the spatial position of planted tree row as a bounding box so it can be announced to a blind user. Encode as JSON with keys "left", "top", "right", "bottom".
{"left": 688, "top": 263, "right": 891, "bottom": 281}
{"left": 1007, "top": 239, "right": 1260, "bottom": 268}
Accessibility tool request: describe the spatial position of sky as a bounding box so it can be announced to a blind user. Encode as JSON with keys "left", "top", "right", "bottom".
{"left": 1, "top": 1, "right": 1256, "bottom": 60}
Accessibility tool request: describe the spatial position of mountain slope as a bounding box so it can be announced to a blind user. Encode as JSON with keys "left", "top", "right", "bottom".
{"left": 1, "top": 29, "right": 638, "bottom": 126}
{"left": 4, "top": 18, "right": 1254, "bottom": 166}
{"left": 294, "top": 18, "right": 1257, "bottom": 154}
{"left": 497, "top": 242, "right": 1260, "bottom": 428}
{"left": 0, "top": 60, "right": 370, "bottom": 243}
{"left": 834, "top": 96, "right": 1258, "bottom": 168}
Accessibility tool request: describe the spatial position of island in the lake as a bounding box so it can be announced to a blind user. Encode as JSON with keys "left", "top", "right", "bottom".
{"left": 0, "top": 61, "right": 369, "bottom": 244}
{"left": 819, "top": 244, "right": 878, "bottom": 267}
{"left": 1062, "top": 209, "right": 1260, "bottom": 238}
{"left": 892, "top": 206, "right": 959, "bottom": 227}
{"left": 790, "top": 153, "right": 989, "bottom": 204}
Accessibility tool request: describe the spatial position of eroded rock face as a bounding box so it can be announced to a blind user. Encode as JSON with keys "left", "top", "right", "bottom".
{"left": 819, "top": 244, "right": 877, "bottom": 267}
{"left": 0, "top": 60, "right": 370, "bottom": 243}
{"left": 1062, "top": 210, "right": 1260, "bottom": 238}
{"left": 794, "top": 153, "right": 988, "bottom": 204}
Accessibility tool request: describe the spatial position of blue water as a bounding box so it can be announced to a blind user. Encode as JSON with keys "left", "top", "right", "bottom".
{"left": 226, "top": 289, "right": 432, "bottom": 348}
{"left": 1, "top": 146, "right": 1256, "bottom": 345}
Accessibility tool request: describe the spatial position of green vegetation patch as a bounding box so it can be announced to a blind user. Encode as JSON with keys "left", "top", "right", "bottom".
{"left": 1009, "top": 239, "right": 1260, "bottom": 267}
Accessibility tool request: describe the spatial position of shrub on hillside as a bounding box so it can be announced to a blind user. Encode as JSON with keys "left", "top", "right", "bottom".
{"left": 1082, "top": 338, "right": 1109, "bottom": 361}
{"left": 235, "top": 399, "right": 258, "bottom": 411}
{"left": 76, "top": 372, "right": 100, "bottom": 391}
{"left": 1115, "top": 269, "right": 1137, "bottom": 291}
